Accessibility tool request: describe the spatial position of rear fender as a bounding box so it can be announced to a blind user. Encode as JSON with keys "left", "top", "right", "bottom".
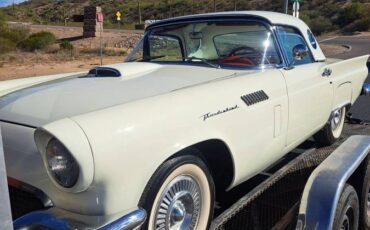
{"left": 324, "top": 55, "right": 369, "bottom": 109}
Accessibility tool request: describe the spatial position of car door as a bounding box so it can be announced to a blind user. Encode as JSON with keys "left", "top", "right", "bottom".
{"left": 277, "top": 25, "right": 333, "bottom": 148}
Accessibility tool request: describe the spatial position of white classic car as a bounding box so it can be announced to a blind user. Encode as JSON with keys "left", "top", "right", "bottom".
{"left": 1, "top": 11, "right": 369, "bottom": 230}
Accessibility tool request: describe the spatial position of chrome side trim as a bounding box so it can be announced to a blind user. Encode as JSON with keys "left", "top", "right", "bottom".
{"left": 361, "top": 82, "right": 370, "bottom": 96}
{"left": 297, "top": 135, "right": 370, "bottom": 230}
{"left": 13, "top": 207, "right": 146, "bottom": 230}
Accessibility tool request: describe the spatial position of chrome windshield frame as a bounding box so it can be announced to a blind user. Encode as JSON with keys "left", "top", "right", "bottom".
{"left": 126, "top": 16, "right": 288, "bottom": 70}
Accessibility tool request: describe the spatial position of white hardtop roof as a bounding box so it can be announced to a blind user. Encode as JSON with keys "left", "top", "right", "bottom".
{"left": 150, "top": 11, "right": 306, "bottom": 28}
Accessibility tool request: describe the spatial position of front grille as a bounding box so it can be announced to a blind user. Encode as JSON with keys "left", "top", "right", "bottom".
{"left": 9, "top": 186, "right": 45, "bottom": 220}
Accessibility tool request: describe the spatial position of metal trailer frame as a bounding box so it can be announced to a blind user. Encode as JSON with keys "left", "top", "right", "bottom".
{"left": 297, "top": 135, "right": 370, "bottom": 229}
{"left": 210, "top": 124, "right": 370, "bottom": 230}
{"left": 0, "top": 129, "right": 13, "bottom": 230}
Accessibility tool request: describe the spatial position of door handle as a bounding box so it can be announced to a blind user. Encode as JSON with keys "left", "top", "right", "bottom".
{"left": 322, "top": 68, "right": 332, "bottom": 77}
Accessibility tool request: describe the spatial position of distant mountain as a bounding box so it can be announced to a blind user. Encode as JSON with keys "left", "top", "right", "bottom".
{"left": 0, "top": 0, "right": 369, "bottom": 34}
{"left": 0, "top": 0, "right": 26, "bottom": 7}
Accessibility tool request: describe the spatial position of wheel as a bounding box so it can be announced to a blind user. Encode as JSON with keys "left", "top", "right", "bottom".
{"left": 333, "top": 184, "right": 359, "bottom": 230}
{"left": 139, "top": 155, "right": 215, "bottom": 230}
{"left": 314, "top": 107, "right": 346, "bottom": 146}
{"left": 360, "top": 157, "right": 370, "bottom": 230}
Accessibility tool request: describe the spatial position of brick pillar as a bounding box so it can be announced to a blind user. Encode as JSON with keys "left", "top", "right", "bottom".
{"left": 83, "top": 6, "right": 103, "bottom": 38}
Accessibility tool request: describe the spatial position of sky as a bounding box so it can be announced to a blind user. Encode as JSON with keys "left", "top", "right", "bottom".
{"left": 0, "top": 0, "right": 26, "bottom": 7}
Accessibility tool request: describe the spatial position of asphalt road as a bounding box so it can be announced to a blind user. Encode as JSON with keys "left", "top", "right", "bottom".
{"left": 29, "top": 24, "right": 144, "bottom": 34}
{"left": 319, "top": 35, "right": 370, "bottom": 122}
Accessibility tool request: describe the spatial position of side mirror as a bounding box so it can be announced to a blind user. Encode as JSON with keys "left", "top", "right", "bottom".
{"left": 361, "top": 83, "right": 370, "bottom": 96}
{"left": 285, "top": 44, "right": 309, "bottom": 70}
{"left": 293, "top": 44, "right": 308, "bottom": 60}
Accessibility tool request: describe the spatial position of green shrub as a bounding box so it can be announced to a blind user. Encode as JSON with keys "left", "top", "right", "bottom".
{"left": 0, "top": 37, "right": 16, "bottom": 54}
{"left": 308, "top": 16, "right": 334, "bottom": 35}
{"left": 1, "top": 27, "right": 30, "bottom": 44}
{"left": 343, "top": 17, "right": 370, "bottom": 33}
{"left": 336, "top": 3, "right": 370, "bottom": 33}
{"left": 18, "top": 31, "right": 56, "bottom": 51}
{"left": 60, "top": 40, "right": 74, "bottom": 50}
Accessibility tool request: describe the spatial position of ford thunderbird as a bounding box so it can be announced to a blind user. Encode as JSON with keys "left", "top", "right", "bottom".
{"left": 1, "top": 11, "right": 369, "bottom": 230}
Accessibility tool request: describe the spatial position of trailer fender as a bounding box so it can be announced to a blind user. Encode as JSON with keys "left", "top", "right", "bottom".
{"left": 297, "top": 135, "right": 370, "bottom": 230}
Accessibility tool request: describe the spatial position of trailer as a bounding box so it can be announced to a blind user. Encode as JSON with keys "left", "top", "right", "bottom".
{"left": 210, "top": 122, "right": 370, "bottom": 230}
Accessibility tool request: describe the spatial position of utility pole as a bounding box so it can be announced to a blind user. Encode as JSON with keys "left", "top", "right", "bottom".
{"left": 283, "top": 0, "right": 288, "bottom": 14}
{"left": 234, "top": 0, "right": 237, "bottom": 11}
{"left": 191, "top": 0, "right": 194, "bottom": 14}
{"left": 138, "top": 0, "right": 142, "bottom": 24}
{"left": 213, "top": 0, "right": 216, "bottom": 12}
{"left": 169, "top": 0, "right": 173, "bottom": 18}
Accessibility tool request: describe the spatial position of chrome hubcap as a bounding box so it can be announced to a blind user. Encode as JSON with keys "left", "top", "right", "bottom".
{"left": 154, "top": 175, "right": 201, "bottom": 230}
{"left": 331, "top": 108, "right": 342, "bottom": 131}
{"left": 340, "top": 215, "right": 350, "bottom": 230}
{"left": 340, "top": 206, "right": 354, "bottom": 230}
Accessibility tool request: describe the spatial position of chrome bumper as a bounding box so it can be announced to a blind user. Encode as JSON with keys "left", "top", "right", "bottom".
{"left": 13, "top": 207, "right": 146, "bottom": 230}
{"left": 362, "top": 82, "right": 370, "bottom": 96}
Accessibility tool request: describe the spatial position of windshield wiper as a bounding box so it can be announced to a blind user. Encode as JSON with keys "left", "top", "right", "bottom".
{"left": 186, "top": 57, "right": 221, "bottom": 69}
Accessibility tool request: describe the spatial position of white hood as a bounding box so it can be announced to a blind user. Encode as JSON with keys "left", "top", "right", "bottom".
{"left": 0, "top": 62, "right": 244, "bottom": 127}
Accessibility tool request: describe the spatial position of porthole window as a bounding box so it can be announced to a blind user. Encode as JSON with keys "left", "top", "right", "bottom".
{"left": 307, "top": 30, "right": 317, "bottom": 49}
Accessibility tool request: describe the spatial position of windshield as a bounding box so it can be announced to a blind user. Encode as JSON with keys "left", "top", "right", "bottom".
{"left": 126, "top": 21, "right": 281, "bottom": 68}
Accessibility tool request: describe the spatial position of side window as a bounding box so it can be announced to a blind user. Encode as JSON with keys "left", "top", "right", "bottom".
{"left": 307, "top": 30, "right": 317, "bottom": 49}
{"left": 276, "top": 26, "right": 313, "bottom": 65}
{"left": 148, "top": 35, "right": 183, "bottom": 61}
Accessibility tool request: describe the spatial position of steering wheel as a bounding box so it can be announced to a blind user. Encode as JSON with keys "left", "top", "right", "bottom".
{"left": 228, "top": 46, "right": 259, "bottom": 57}
{"left": 219, "top": 46, "right": 261, "bottom": 66}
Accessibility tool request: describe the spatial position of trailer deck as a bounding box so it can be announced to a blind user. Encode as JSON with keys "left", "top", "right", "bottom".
{"left": 211, "top": 123, "right": 370, "bottom": 230}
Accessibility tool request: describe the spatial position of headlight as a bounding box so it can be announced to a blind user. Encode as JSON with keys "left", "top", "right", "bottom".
{"left": 46, "top": 138, "right": 79, "bottom": 188}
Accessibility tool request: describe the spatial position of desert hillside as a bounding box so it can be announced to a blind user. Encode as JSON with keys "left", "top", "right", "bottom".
{"left": 1, "top": 0, "right": 369, "bottom": 34}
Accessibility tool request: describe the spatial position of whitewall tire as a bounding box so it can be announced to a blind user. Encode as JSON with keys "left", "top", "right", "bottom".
{"left": 139, "top": 155, "right": 215, "bottom": 230}
{"left": 314, "top": 107, "right": 346, "bottom": 146}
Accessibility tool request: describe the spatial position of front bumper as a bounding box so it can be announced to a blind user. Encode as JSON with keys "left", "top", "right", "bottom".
{"left": 13, "top": 207, "right": 146, "bottom": 230}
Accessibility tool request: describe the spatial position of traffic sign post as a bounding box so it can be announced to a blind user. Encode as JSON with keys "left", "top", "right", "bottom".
{"left": 96, "top": 12, "right": 104, "bottom": 66}
{"left": 116, "top": 11, "right": 122, "bottom": 29}
{"left": 292, "top": 0, "right": 301, "bottom": 18}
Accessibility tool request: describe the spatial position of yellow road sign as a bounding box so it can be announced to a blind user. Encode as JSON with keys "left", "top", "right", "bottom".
{"left": 116, "top": 11, "right": 121, "bottom": 17}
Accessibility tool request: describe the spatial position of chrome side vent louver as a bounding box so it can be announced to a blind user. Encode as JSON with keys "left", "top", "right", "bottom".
{"left": 241, "top": 90, "right": 269, "bottom": 106}
{"left": 86, "top": 67, "right": 121, "bottom": 78}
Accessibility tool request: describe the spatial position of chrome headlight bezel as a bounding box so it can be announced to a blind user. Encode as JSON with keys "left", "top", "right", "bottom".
{"left": 34, "top": 119, "right": 94, "bottom": 193}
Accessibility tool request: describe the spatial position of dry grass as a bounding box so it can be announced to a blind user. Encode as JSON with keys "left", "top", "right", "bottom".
{"left": 0, "top": 25, "right": 141, "bottom": 80}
